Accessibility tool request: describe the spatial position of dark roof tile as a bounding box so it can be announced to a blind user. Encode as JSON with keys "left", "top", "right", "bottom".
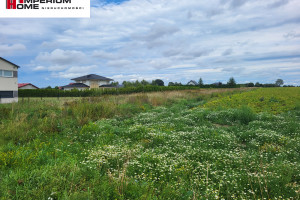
{"left": 61, "top": 83, "right": 89, "bottom": 88}
{"left": 71, "top": 74, "right": 113, "bottom": 81}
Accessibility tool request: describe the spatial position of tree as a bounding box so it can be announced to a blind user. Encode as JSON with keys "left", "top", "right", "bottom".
{"left": 111, "top": 81, "right": 119, "bottom": 86}
{"left": 152, "top": 79, "right": 164, "bottom": 86}
{"left": 275, "top": 79, "right": 284, "bottom": 87}
{"left": 141, "top": 80, "right": 150, "bottom": 86}
{"left": 255, "top": 82, "right": 261, "bottom": 87}
{"left": 227, "top": 77, "right": 236, "bottom": 87}
{"left": 168, "top": 82, "right": 175, "bottom": 86}
{"left": 134, "top": 80, "right": 142, "bottom": 87}
{"left": 247, "top": 82, "right": 254, "bottom": 87}
{"left": 122, "top": 81, "right": 132, "bottom": 87}
{"left": 198, "top": 78, "right": 203, "bottom": 87}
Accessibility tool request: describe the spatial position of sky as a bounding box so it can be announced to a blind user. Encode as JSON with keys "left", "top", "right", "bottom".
{"left": 1, "top": 0, "right": 300, "bottom": 87}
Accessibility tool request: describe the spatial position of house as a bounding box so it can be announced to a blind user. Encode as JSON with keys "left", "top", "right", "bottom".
{"left": 61, "top": 74, "right": 114, "bottom": 90}
{"left": 18, "top": 83, "right": 39, "bottom": 89}
{"left": 187, "top": 80, "right": 198, "bottom": 86}
{"left": 72, "top": 74, "right": 114, "bottom": 89}
{"left": 61, "top": 83, "right": 90, "bottom": 91}
{"left": 0, "top": 57, "right": 19, "bottom": 103}
{"left": 213, "top": 82, "right": 223, "bottom": 86}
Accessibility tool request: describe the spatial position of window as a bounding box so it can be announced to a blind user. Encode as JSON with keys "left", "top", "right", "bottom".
{"left": 0, "top": 91, "right": 13, "bottom": 98}
{"left": 0, "top": 70, "right": 13, "bottom": 77}
{"left": 4, "top": 70, "right": 13, "bottom": 77}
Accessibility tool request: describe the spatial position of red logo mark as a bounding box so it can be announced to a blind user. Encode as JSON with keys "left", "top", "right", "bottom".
{"left": 7, "top": 0, "right": 24, "bottom": 9}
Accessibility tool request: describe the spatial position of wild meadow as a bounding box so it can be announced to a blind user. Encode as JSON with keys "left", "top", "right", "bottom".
{"left": 0, "top": 88, "right": 299, "bottom": 199}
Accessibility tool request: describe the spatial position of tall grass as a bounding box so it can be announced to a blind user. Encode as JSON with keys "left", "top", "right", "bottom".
{"left": 4, "top": 88, "right": 297, "bottom": 200}
{"left": 0, "top": 88, "right": 246, "bottom": 145}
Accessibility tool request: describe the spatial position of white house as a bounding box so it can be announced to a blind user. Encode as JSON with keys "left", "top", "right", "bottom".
{"left": 61, "top": 74, "right": 114, "bottom": 90}
{"left": 0, "top": 57, "right": 19, "bottom": 103}
{"left": 18, "top": 83, "right": 39, "bottom": 90}
{"left": 72, "top": 74, "right": 114, "bottom": 88}
{"left": 187, "top": 80, "right": 198, "bottom": 86}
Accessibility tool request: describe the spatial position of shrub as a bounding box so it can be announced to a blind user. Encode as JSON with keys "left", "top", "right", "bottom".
{"left": 233, "top": 106, "right": 256, "bottom": 124}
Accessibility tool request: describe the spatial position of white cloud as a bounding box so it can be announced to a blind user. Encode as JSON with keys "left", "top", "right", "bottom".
{"left": 36, "top": 49, "right": 86, "bottom": 65}
{"left": 48, "top": 65, "right": 69, "bottom": 72}
{"left": 107, "top": 60, "right": 132, "bottom": 67}
{"left": 187, "top": 68, "right": 223, "bottom": 74}
{"left": 268, "top": 0, "right": 290, "bottom": 8}
{"left": 133, "top": 23, "right": 180, "bottom": 41}
{"left": 0, "top": 44, "right": 26, "bottom": 56}
{"left": 32, "top": 66, "right": 46, "bottom": 71}
{"left": 92, "top": 50, "right": 120, "bottom": 60}
{"left": 52, "top": 65, "right": 98, "bottom": 79}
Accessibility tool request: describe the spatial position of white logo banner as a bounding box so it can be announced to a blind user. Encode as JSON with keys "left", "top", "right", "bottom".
{"left": 1, "top": 0, "right": 90, "bottom": 18}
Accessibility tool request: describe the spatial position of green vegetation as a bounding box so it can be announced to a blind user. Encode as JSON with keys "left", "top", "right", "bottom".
{"left": 275, "top": 79, "right": 284, "bottom": 87}
{"left": 227, "top": 77, "right": 236, "bottom": 87}
{"left": 198, "top": 78, "right": 204, "bottom": 86}
{"left": 18, "top": 85, "right": 207, "bottom": 98}
{"left": 19, "top": 84, "right": 248, "bottom": 98}
{"left": 203, "top": 88, "right": 300, "bottom": 114}
{"left": 0, "top": 88, "right": 299, "bottom": 199}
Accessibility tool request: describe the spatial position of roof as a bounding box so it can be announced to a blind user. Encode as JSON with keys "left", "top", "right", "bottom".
{"left": 99, "top": 84, "right": 114, "bottom": 88}
{"left": 187, "top": 80, "right": 198, "bottom": 85}
{"left": 61, "top": 83, "right": 90, "bottom": 88}
{"left": 0, "top": 57, "right": 20, "bottom": 68}
{"left": 18, "top": 83, "right": 39, "bottom": 89}
{"left": 71, "top": 74, "right": 113, "bottom": 81}
{"left": 100, "top": 84, "right": 124, "bottom": 88}
{"left": 213, "top": 82, "right": 222, "bottom": 85}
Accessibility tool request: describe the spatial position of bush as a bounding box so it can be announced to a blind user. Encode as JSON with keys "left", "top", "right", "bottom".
{"left": 233, "top": 106, "right": 256, "bottom": 124}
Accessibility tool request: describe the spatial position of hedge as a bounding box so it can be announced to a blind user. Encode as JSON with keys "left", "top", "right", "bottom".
{"left": 18, "top": 85, "right": 241, "bottom": 98}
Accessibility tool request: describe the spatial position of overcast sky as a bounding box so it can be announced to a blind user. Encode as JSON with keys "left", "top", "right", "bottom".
{"left": 1, "top": 0, "right": 300, "bottom": 87}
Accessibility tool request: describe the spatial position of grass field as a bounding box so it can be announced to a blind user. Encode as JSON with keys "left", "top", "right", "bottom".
{"left": 0, "top": 88, "right": 299, "bottom": 199}
{"left": 203, "top": 88, "right": 300, "bottom": 114}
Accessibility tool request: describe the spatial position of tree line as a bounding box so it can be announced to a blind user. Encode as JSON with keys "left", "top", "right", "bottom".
{"left": 21, "top": 78, "right": 295, "bottom": 98}
{"left": 193, "top": 78, "right": 291, "bottom": 88}
{"left": 120, "top": 77, "right": 288, "bottom": 88}
{"left": 43, "top": 78, "right": 291, "bottom": 89}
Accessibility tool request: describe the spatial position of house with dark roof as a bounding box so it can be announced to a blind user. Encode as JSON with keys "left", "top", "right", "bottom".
{"left": 61, "top": 74, "right": 114, "bottom": 90}
{"left": 18, "top": 83, "right": 39, "bottom": 90}
{"left": 61, "top": 83, "right": 90, "bottom": 91}
{"left": 0, "top": 57, "right": 19, "bottom": 103}
{"left": 213, "top": 82, "right": 223, "bottom": 86}
{"left": 187, "top": 80, "right": 198, "bottom": 86}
